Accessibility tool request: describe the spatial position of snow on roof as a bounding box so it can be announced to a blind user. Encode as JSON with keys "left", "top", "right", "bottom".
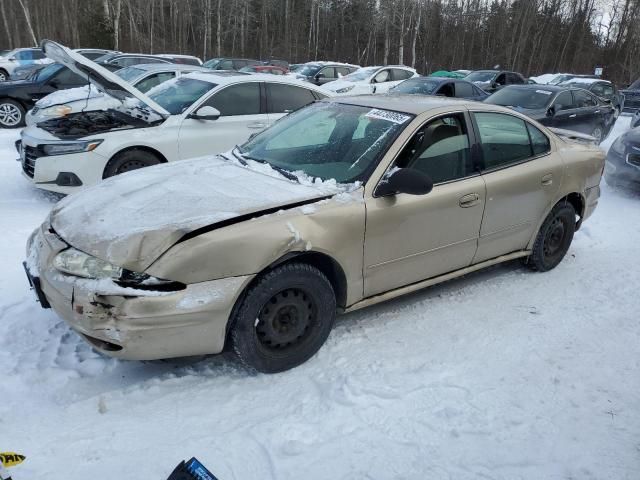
{"left": 564, "top": 78, "right": 609, "bottom": 85}
{"left": 529, "top": 73, "right": 572, "bottom": 84}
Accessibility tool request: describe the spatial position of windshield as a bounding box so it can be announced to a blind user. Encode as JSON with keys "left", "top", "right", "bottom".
{"left": 238, "top": 102, "right": 411, "bottom": 183}
{"left": 628, "top": 78, "right": 640, "bottom": 90}
{"left": 391, "top": 78, "right": 440, "bottom": 95}
{"left": 115, "top": 66, "right": 146, "bottom": 82}
{"left": 146, "top": 77, "right": 217, "bottom": 115}
{"left": 549, "top": 75, "right": 574, "bottom": 85}
{"left": 203, "top": 58, "right": 221, "bottom": 69}
{"left": 342, "top": 67, "right": 379, "bottom": 82}
{"left": 35, "top": 63, "right": 64, "bottom": 81}
{"left": 298, "top": 64, "right": 322, "bottom": 76}
{"left": 485, "top": 87, "right": 553, "bottom": 109}
{"left": 93, "top": 52, "right": 118, "bottom": 63}
{"left": 465, "top": 71, "right": 496, "bottom": 82}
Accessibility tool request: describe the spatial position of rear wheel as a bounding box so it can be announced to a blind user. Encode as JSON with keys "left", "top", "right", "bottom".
{"left": 0, "top": 69, "right": 8, "bottom": 82}
{"left": 591, "top": 125, "right": 603, "bottom": 144}
{"left": 230, "top": 263, "right": 336, "bottom": 373}
{"left": 0, "top": 99, "right": 25, "bottom": 128}
{"left": 103, "top": 149, "right": 162, "bottom": 178}
{"left": 525, "top": 203, "right": 576, "bottom": 272}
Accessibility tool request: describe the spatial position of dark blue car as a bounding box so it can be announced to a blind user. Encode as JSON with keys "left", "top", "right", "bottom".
{"left": 388, "top": 76, "right": 489, "bottom": 101}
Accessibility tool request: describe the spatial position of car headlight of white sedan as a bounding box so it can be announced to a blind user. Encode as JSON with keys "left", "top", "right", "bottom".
{"left": 54, "top": 248, "right": 122, "bottom": 279}
{"left": 42, "top": 140, "right": 103, "bottom": 156}
{"left": 38, "top": 104, "right": 73, "bottom": 118}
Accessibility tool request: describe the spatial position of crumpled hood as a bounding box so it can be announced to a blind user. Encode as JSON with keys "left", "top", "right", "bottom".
{"left": 50, "top": 156, "right": 340, "bottom": 274}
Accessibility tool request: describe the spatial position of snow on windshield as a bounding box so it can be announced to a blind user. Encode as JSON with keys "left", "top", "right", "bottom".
{"left": 343, "top": 67, "right": 379, "bottom": 82}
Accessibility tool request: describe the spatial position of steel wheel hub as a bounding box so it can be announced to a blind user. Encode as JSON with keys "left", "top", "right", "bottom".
{"left": 543, "top": 218, "right": 565, "bottom": 257}
{"left": 256, "top": 289, "right": 315, "bottom": 349}
{"left": 117, "top": 160, "right": 147, "bottom": 173}
{"left": 0, "top": 103, "right": 21, "bottom": 126}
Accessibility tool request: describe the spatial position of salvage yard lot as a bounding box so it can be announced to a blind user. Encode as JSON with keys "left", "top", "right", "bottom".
{"left": 1, "top": 119, "right": 639, "bottom": 479}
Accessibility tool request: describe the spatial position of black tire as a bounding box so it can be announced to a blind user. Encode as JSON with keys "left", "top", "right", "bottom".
{"left": 103, "top": 149, "right": 162, "bottom": 178}
{"left": 0, "top": 99, "right": 25, "bottom": 128}
{"left": 0, "top": 69, "right": 8, "bottom": 82}
{"left": 526, "top": 203, "right": 576, "bottom": 272}
{"left": 230, "top": 263, "right": 336, "bottom": 373}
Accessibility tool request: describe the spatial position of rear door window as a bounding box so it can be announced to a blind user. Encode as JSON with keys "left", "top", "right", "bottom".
{"left": 474, "top": 112, "right": 534, "bottom": 169}
{"left": 554, "top": 91, "right": 575, "bottom": 111}
{"left": 454, "top": 81, "right": 474, "bottom": 98}
{"left": 135, "top": 72, "right": 176, "bottom": 93}
{"left": 319, "top": 67, "right": 336, "bottom": 79}
{"left": 573, "top": 90, "right": 597, "bottom": 107}
{"left": 391, "top": 69, "right": 413, "bottom": 81}
{"left": 267, "top": 83, "right": 316, "bottom": 113}
{"left": 205, "top": 82, "right": 261, "bottom": 116}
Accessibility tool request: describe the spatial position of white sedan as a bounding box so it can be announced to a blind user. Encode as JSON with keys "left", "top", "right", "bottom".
{"left": 322, "top": 65, "right": 418, "bottom": 95}
{"left": 19, "top": 41, "right": 332, "bottom": 194}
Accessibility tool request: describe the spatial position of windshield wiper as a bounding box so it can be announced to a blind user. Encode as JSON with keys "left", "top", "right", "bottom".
{"left": 240, "top": 152, "right": 299, "bottom": 182}
{"left": 231, "top": 146, "right": 248, "bottom": 166}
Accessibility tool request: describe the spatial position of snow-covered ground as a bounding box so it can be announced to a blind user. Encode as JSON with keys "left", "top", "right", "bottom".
{"left": 1, "top": 118, "right": 639, "bottom": 480}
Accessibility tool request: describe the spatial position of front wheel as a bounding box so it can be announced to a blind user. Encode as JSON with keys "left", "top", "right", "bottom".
{"left": 0, "top": 69, "right": 8, "bottom": 82}
{"left": 0, "top": 99, "right": 25, "bottom": 128}
{"left": 103, "top": 149, "right": 162, "bottom": 178}
{"left": 525, "top": 203, "right": 576, "bottom": 272}
{"left": 230, "top": 263, "right": 336, "bottom": 373}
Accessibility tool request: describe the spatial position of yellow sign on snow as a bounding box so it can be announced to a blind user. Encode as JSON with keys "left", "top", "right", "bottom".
{"left": 0, "top": 453, "right": 26, "bottom": 468}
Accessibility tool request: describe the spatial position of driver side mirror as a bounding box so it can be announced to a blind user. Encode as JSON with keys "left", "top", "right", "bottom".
{"left": 546, "top": 105, "right": 556, "bottom": 117}
{"left": 189, "top": 106, "right": 221, "bottom": 121}
{"left": 375, "top": 168, "right": 433, "bottom": 197}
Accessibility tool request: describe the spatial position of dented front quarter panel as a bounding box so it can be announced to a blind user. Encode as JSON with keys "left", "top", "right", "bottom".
{"left": 146, "top": 189, "right": 367, "bottom": 306}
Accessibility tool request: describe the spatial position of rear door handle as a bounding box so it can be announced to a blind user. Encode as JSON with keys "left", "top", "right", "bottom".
{"left": 248, "top": 123, "right": 267, "bottom": 129}
{"left": 541, "top": 174, "right": 553, "bottom": 186}
{"left": 459, "top": 193, "right": 480, "bottom": 208}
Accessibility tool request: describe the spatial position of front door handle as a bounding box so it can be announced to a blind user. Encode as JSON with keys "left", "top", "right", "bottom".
{"left": 248, "top": 123, "right": 267, "bottom": 129}
{"left": 459, "top": 193, "right": 480, "bottom": 208}
{"left": 541, "top": 174, "right": 553, "bottom": 186}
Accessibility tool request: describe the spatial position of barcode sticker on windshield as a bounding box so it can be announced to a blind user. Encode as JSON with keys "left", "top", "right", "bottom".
{"left": 366, "top": 109, "right": 411, "bottom": 124}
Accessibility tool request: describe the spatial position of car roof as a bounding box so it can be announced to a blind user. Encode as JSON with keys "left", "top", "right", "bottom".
{"left": 183, "top": 71, "right": 331, "bottom": 92}
{"left": 121, "top": 63, "right": 209, "bottom": 73}
{"left": 326, "top": 94, "right": 487, "bottom": 115}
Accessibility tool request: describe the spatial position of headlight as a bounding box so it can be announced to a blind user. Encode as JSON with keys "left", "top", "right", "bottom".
{"left": 335, "top": 85, "right": 355, "bottom": 94}
{"left": 42, "top": 140, "right": 103, "bottom": 156}
{"left": 54, "top": 248, "right": 122, "bottom": 279}
{"left": 39, "top": 105, "right": 73, "bottom": 117}
{"left": 610, "top": 136, "right": 626, "bottom": 155}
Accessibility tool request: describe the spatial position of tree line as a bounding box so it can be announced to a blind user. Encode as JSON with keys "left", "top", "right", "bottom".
{"left": 1, "top": 0, "right": 640, "bottom": 85}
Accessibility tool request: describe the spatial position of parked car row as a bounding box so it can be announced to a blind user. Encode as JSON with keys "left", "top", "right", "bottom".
{"left": 21, "top": 41, "right": 606, "bottom": 374}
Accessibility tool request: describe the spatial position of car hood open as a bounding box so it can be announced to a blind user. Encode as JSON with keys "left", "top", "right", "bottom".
{"left": 41, "top": 40, "right": 170, "bottom": 118}
{"left": 49, "top": 156, "right": 339, "bottom": 273}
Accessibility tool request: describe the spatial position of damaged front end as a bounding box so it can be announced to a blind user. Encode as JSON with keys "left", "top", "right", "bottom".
{"left": 26, "top": 222, "right": 251, "bottom": 359}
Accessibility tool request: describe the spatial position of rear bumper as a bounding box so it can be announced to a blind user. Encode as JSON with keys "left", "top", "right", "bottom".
{"left": 583, "top": 185, "right": 601, "bottom": 221}
{"left": 26, "top": 224, "right": 252, "bottom": 360}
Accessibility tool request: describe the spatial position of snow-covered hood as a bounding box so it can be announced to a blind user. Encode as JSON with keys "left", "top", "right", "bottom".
{"left": 35, "top": 85, "right": 102, "bottom": 108}
{"left": 41, "top": 40, "right": 170, "bottom": 118}
{"left": 49, "top": 156, "right": 340, "bottom": 273}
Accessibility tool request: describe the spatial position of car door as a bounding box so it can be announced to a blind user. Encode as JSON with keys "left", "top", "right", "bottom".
{"left": 471, "top": 111, "right": 563, "bottom": 262}
{"left": 177, "top": 81, "right": 265, "bottom": 159}
{"left": 363, "top": 112, "right": 486, "bottom": 297}
{"left": 265, "top": 82, "right": 319, "bottom": 125}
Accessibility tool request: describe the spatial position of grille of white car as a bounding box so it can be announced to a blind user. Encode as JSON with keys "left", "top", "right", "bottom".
{"left": 22, "top": 146, "right": 39, "bottom": 178}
